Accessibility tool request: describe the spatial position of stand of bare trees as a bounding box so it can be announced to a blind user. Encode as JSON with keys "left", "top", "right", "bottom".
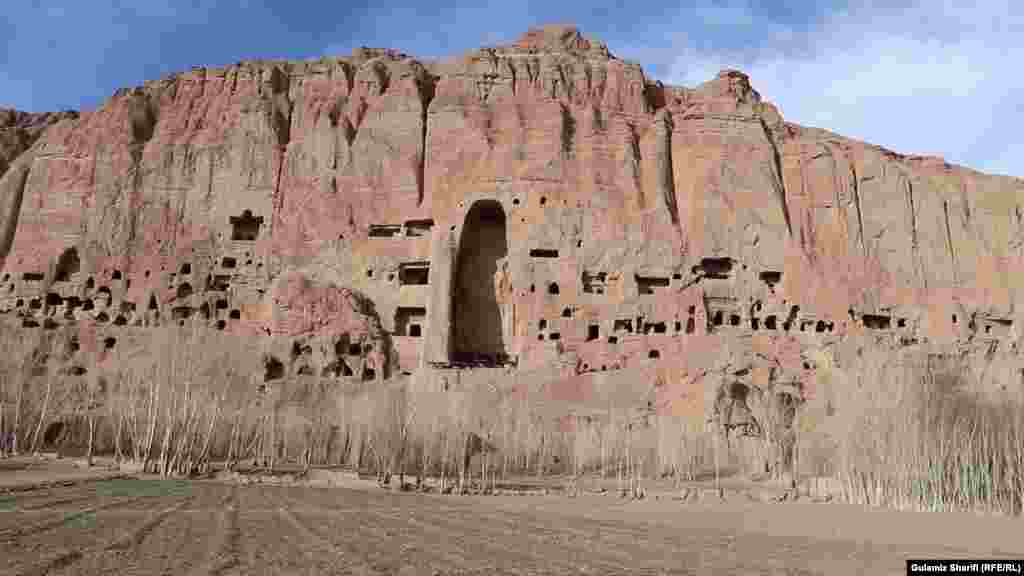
{"left": 1, "top": 319, "right": 1022, "bottom": 516}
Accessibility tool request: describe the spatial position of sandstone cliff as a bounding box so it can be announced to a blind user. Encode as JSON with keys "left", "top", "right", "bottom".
{"left": 1, "top": 25, "right": 1023, "bottom": 426}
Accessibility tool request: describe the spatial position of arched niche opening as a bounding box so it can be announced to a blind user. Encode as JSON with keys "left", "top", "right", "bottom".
{"left": 451, "top": 199, "right": 508, "bottom": 363}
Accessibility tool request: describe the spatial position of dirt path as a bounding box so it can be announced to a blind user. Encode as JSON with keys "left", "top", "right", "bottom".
{"left": 0, "top": 478, "right": 1021, "bottom": 575}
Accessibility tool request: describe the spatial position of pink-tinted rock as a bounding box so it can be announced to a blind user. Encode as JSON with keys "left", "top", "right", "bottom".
{"left": 1, "top": 25, "right": 1022, "bottom": 429}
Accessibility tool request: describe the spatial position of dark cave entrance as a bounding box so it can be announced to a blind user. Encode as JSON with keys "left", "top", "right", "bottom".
{"left": 451, "top": 199, "right": 508, "bottom": 363}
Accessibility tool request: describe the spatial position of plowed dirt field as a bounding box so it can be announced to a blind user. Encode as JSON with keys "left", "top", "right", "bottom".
{"left": 1, "top": 476, "right": 1022, "bottom": 575}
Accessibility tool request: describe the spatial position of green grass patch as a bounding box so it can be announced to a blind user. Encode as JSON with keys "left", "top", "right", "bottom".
{"left": 63, "top": 509, "right": 96, "bottom": 530}
{"left": 93, "top": 478, "right": 192, "bottom": 499}
{"left": 0, "top": 495, "right": 16, "bottom": 512}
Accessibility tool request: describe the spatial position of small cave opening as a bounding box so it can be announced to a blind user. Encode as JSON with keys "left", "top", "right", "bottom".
{"left": 608, "top": 336, "right": 618, "bottom": 344}
{"left": 587, "top": 325, "right": 599, "bottom": 341}
{"left": 711, "top": 311, "right": 724, "bottom": 327}
{"left": 862, "top": 314, "right": 892, "bottom": 330}
{"left": 368, "top": 224, "right": 402, "bottom": 238}
{"left": 816, "top": 320, "right": 827, "bottom": 333}
{"left": 636, "top": 275, "right": 670, "bottom": 295}
{"left": 645, "top": 321, "right": 667, "bottom": 334}
{"left": 103, "top": 337, "right": 116, "bottom": 350}
{"left": 648, "top": 350, "right": 660, "bottom": 359}
{"left": 398, "top": 262, "right": 430, "bottom": 285}
{"left": 54, "top": 247, "right": 80, "bottom": 282}
{"left": 148, "top": 294, "right": 159, "bottom": 311}
{"left": 529, "top": 248, "right": 559, "bottom": 258}
{"left": 692, "top": 257, "right": 734, "bottom": 279}
{"left": 112, "top": 270, "right": 122, "bottom": 280}
{"left": 549, "top": 332, "right": 561, "bottom": 341}
{"left": 264, "top": 356, "right": 284, "bottom": 381}
{"left": 229, "top": 309, "right": 241, "bottom": 320}
{"left": 221, "top": 257, "right": 237, "bottom": 269}
{"left": 215, "top": 320, "right": 226, "bottom": 330}
{"left": 45, "top": 292, "right": 62, "bottom": 307}
{"left": 582, "top": 271, "right": 607, "bottom": 294}
{"left": 685, "top": 317, "right": 695, "bottom": 334}
{"left": 538, "top": 319, "right": 547, "bottom": 330}
{"left": 562, "top": 307, "right": 572, "bottom": 318}
{"left": 548, "top": 282, "right": 560, "bottom": 295}
{"left": 394, "top": 307, "right": 426, "bottom": 337}
{"left": 730, "top": 314, "right": 741, "bottom": 326}
{"left": 765, "top": 315, "right": 777, "bottom": 330}
{"left": 614, "top": 319, "right": 633, "bottom": 333}
{"left": 180, "top": 263, "right": 191, "bottom": 274}
{"left": 362, "top": 366, "right": 376, "bottom": 381}
{"left": 23, "top": 272, "right": 44, "bottom": 282}
{"left": 759, "top": 270, "right": 782, "bottom": 288}
{"left": 404, "top": 219, "right": 434, "bottom": 237}
{"left": 230, "top": 210, "right": 263, "bottom": 241}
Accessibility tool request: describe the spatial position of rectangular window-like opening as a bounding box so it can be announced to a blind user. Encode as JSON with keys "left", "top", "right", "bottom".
{"left": 759, "top": 270, "right": 782, "bottom": 287}
{"left": 587, "top": 324, "right": 599, "bottom": 341}
{"left": 398, "top": 262, "right": 429, "bottom": 285}
{"left": 221, "top": 257, "right": 237, "bottom": 269}
{"left": 404, "top": 219, "right": 434, "bottom": 237}
{"left": 529, "top": 248, "right": 559, "bottom": 258}
{"left": 230, "top": 210, "right": 263, "bottom": 241}
{"left": 368, "top": 224, "right": 402, "bottom": 238}
{"left": 862, "top": 314, "right": 891, "bottom": 330}
{"left": 692, "top": 257, "right": 734, "bottom": 279}
{"left": 636, "top": 275, "right": 670, "bottom": 295}
{"left": 394, "top": 306, "right": 427, "bottom": 337}
{"left": 22, "top": 272, "right": 44, "bottom": 282}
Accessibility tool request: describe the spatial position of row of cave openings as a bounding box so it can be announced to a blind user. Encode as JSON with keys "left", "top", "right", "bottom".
{"left": 407, "top": 200, "right": 850, "bottom": 369}
{"left": 260, "top": 333, "right": 379, "bottom": 389}
{"left": 3, "top": 210, "right": 270, "bottom": 332}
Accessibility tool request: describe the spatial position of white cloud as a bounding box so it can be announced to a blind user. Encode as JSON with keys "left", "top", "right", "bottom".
{"left": 659, "top": 0, "right": 1024, "bottom": 177}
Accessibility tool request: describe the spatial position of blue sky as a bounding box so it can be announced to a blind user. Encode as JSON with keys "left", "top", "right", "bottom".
{"left": 2, "top": 1, "right": 1021, "bottom": 177}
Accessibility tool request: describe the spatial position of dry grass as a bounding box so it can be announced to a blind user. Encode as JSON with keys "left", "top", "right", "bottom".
{"left": 1, "top": 320, "right": 1021, "bottom": 516}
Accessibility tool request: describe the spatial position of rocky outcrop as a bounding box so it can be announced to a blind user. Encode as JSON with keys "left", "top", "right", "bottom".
{"left": 0, "top": 108, "right": 78, "bottom": 179}
{"left": 1, "top": 25, "right": 1023, "bottom": 428}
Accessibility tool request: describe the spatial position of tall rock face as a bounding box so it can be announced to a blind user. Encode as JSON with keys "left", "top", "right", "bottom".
{"left": 1, "top": 25, "right": 1023, "bottom": 416}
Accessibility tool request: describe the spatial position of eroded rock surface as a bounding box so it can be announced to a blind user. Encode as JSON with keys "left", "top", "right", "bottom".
{"left": 2, "top": 25, "right": 1023, "bottom": 430}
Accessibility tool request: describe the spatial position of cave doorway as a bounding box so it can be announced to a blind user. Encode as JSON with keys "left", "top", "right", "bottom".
{"left": 452, "top": 200, "right": 508, "bottom": 363}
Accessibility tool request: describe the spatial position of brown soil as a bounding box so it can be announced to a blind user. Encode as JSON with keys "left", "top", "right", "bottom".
{"left": 0, "top": 468, "right": 1021, "bottom": 575}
